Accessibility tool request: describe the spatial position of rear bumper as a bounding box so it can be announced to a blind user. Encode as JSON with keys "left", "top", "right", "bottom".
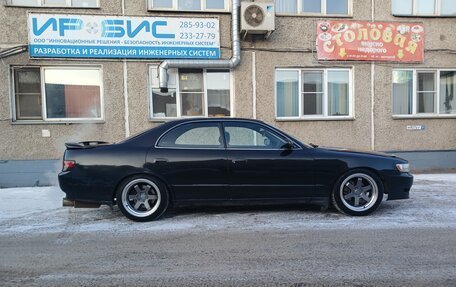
{"left": 384, "top": 173, "right": 413, "bottom": 200}
{"left": 58, "top": 171, "right": 114, "bottom": 204}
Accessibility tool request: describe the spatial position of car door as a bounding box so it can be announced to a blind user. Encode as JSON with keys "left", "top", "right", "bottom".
{"left": 146, "top": 121, "right": 229, "bottom": 202}
{"left": 223, "top": 121, "right": 316, "bottom": 200}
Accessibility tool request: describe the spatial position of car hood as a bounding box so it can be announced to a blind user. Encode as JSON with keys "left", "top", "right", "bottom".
{"left": 316, "top": 146, "right": 398, "bottom": 159}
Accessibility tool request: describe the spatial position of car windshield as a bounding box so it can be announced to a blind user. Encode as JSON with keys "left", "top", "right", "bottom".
{"left": 264, "top": 124, "right": 312, "bottom": 149}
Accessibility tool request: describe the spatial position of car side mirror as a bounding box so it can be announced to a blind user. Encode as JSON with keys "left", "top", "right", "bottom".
{"left": 282, "top": 141, "right": 294, "bottom": 150}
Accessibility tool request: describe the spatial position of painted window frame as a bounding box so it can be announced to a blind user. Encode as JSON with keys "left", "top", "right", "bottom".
{"left": 392, "top": 68, "right": 456, "bottom": 118}
{"left": 10, "top": 65, "right": 104, "bottom": 123}
{"left": 148, "top": 65, "right": 234, "bottom": 120}
{"left": 392, "top": 0, "right": 456, "bottom": 17}
{"left": 12, "top": 67, "right": 42, "bottom": 121}
{"left": 275, "top": 0, "right": 353, "bottom": 17}
{"left": 275, "top": 68, "right": 354, "bottom": 121}
{"left": 5, "top": 0, "right": 100, "bottom": 8}
{"left": 148, "top": 0, "right": 231, "bottom": 12}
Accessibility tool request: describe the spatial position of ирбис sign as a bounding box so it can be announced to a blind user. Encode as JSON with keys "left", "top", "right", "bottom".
{"left": 28, "top": 13, "right": 220, "bottom": 60}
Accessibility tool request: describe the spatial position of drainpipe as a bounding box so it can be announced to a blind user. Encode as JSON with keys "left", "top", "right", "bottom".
{"left": 122, "top": 0, "right": 130, "bottom": 137}
{"left": 158, "top": 0, "right": 241, "bottom": 92}
{"left": 370, "top": 0, "right": 375, "bottom": 151}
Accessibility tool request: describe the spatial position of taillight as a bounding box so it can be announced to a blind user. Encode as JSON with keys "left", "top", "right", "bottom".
{"left": 63, "top": 160, "right": 76, "bottom": 171}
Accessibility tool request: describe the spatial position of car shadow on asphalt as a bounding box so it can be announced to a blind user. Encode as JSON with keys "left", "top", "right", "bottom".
{"left": 101, "top": 200, "right": 403, "bottom": 222}
{"left": 161, "top": 204, "right": 335, "bottom": 219}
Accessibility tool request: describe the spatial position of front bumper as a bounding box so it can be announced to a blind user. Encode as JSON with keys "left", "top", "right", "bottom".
{"left": 384, "top": 173, "right": 414, "bottom": 200}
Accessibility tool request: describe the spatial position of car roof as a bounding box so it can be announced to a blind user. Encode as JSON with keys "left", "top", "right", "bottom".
{"left": 121, "top": 117, "right": 307, "bottom": 149}
{"left": 163, "top": 117, "right": 266, "bottom": 124}
{"left": 120, "top": 118, "right": 266, "bottom": 145}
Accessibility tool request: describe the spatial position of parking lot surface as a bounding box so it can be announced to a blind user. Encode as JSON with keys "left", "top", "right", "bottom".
{"left": 0, "top": 174, "right": 455, "bottom": 286}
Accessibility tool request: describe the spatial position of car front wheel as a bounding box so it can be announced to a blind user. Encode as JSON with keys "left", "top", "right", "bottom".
{"left": 116, "top": 176, "right": 169, "bottom": 222}
{"left": 332, "top": 170, "right": 383, "bottom": 216}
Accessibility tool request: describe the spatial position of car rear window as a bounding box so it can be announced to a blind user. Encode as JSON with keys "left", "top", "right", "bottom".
{"left": 157, "top": 122, "right": 223, "bottom": 148}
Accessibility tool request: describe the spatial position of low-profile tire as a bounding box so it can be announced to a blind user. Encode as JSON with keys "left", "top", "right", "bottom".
{"left": 332, "top": 169, "right": 384, "bottom": 216}
{"left": 116, "top": 175, "right": 169, "bottom": 222}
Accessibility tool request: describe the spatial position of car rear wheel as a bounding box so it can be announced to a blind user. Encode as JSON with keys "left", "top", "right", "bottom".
{"left": 332, "top": 169, "right": 383, "bottom": 216}
{"left": 116, "top": 176, "right": 168, "bottom": 222}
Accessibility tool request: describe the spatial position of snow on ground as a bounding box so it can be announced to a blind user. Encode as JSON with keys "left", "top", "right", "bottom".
{"left": 0, "top": 186, "right": 63, "bottom": 220}
{"left": 0, "top": 174, "right": 455, "bottom": 235}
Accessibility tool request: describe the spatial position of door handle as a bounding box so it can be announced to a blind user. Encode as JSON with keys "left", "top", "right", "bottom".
{"left": 153, "top": 158, "right": 168, "bottom": 163}
{"left": 231, "top": 158, "right": 247, "bottom": 164}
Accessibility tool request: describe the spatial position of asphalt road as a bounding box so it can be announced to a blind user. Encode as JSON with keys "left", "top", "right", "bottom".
{"left": 1, "top": 174, "right": 455, "bottom": 286}
{"left": 1, "top": 227, "right": 455, "bottom": 287}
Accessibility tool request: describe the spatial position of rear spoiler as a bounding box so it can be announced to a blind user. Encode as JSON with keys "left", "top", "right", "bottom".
{"left": 65, "top": 141, "right": 110, "bottom": 149}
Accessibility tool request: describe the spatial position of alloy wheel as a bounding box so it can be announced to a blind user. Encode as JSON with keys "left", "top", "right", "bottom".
{"left": 121, "top": 179, "right": 161, "bottom": 218}
{"left": 339, "top": 173, "right": 379, "bottom": 212}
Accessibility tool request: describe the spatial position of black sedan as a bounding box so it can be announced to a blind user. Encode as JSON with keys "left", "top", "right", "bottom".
{"left": 59, "top": 118, "right": 413, "bottom": 221}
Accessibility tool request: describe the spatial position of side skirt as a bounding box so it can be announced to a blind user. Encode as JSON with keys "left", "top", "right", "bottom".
{"left": 173, "top": 197, "right": 330, "bottom": 209}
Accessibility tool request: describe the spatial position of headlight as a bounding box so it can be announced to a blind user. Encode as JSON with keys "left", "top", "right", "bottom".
{"left": 396, "top": 163, "right": 410, "bottom": 173}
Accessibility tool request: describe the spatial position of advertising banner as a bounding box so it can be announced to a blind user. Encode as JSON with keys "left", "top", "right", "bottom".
{"left": 28, "top": 14, "right": 220, "bottom": 59}
{"left": 316, "top": 20, "right": 424, "bottom": 62}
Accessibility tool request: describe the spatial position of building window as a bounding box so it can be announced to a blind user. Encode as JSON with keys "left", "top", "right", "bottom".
{"left": 276, "top": 69, "right": 352, "bottom": 120}
{"left": 276, "top": 0, "right": 351, "bottom": 16}
{"left": 12, "top": 66, "right": 103, "bottom": 122}
{"left": 393, "top": 70, "right": 456, "bottom": 116}
{"left": 13, "top": 68, "right": 42, "bottom": 120}
{"left": 5, "top": 0, "right": 99, "bottom": 7}
{"left": 149, "top": 66, "right": 232, "bottom": 119}
{"left": 392, "top": 0, "right": 456, "bottom": 16}
{"left": 148, "top": 0, "right": 229, "bottom": 12}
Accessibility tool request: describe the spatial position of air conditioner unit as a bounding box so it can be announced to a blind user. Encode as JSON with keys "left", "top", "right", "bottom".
{"left": 241, "top": 2, "right": 275, "bottom": 39}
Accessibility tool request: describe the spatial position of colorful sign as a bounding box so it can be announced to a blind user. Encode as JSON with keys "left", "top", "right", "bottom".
{"left": 316, "top": 21, "right": 424, "bottom": 62}
{"left": 28, "top": 14, "right": 220, "bottom": 59}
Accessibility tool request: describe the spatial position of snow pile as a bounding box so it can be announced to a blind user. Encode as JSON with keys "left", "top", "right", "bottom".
{"left": 0, "top": 174, "right": 455, "bottom": 234}
{"left": 0, "top": 186, "right": 63, "bottom": 220}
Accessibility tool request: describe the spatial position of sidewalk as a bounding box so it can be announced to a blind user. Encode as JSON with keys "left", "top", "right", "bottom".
{"left": 1, "top": 174, "right": 456, "bottom": 235}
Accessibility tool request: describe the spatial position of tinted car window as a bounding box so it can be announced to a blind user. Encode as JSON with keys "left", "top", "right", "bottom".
{"left": 224, "top": 122, "right": 288, "bottom": 149}
{"left": 158, "top": 122, "right": 223, "bottom": 148}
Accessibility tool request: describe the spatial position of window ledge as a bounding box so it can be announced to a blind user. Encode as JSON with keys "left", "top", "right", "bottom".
{"left": 4, "top": 5, "right": 100, "bottom": 9}
{"left": 275, "top": 116, "right": 355, "bottom": 122}
{"left": 392, "top": 14, "right": 456, "bottom": 18}
{"left": 392, "top": 115, "right": 456, "bottom": 119}
{"left": 149, "top": 116, "right": 232, "bottom": 122}
{"left": 276, "top": 13, "right": 352, "bottom": 18}
{"left": 147, "top": 9, "right": 230, "bottom": 14}
{"left": 11, "top": 120, "right": 105, "bottom": 125}
{"left": 149, "top": 118, "right": 169, "bottom": 123}
{"left": 5, "top": 4, "right": 101, "bottom": 10}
